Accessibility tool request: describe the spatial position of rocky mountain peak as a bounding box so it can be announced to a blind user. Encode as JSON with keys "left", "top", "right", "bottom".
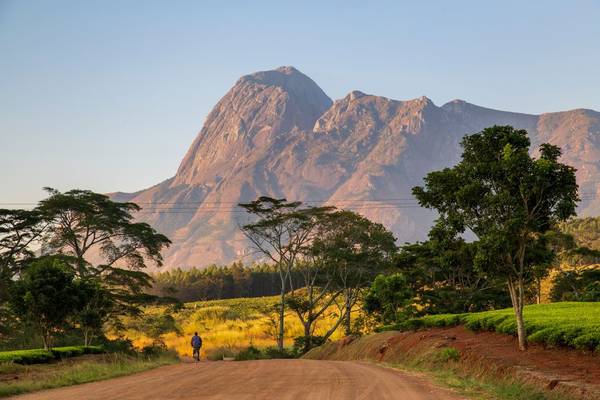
{"left": 116, "top": 68, "right": 600, "bottom": 269}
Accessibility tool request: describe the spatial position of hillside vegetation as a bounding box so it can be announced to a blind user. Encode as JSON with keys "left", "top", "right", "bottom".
{"left": 121, "top": 295, "right": 347, "bottom": 358}
{"left": 405, "top": 302, "right": 600, "bottom": 352}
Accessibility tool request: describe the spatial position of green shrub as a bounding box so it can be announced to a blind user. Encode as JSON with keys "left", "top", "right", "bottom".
{"left": 234, "top": 346, "right": 263, "bottom": 361}
{"left": 0, "top": 346, "right": 105, "bottom": 364}
{"left": 437, "top": 347, "right": 460, "bottom": 362}
{"left": 293, "top": 335, "right": 325, "bottom": 355}
{"left": 0, "top": 349, "right": 54, "bottom": 364}
{"left": 263, "top": 346, "right": 296, "bottom": 359}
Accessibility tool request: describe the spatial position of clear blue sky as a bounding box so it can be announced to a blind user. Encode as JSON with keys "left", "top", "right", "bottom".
{"left": 1, "top": 0, "right": 599, "bottom": 204}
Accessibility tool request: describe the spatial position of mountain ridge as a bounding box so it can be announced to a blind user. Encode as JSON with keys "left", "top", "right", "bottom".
{"left": 113, "top": 66, "right": 600, "bottom": 268}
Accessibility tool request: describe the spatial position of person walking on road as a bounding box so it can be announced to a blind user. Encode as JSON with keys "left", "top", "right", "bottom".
{"left": 191, "top": 332, "right": 202, "bottom": 362}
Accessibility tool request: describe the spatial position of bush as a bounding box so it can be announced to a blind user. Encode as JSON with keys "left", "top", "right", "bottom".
{"left": 263, "top": 346, "right": 296, "bottom": 359}
{"left": 0, "top": 345, "right": 105, "bottom": 364}
{"left": 437, "top": 347, "right": 460, "bottom": 362}
{"left": 293, "top": 335, "right": 325, "bottom": 355}
{"left": 0, "top": 349, "right": 54, "bottom": 364}
{"left": 234, "top": 346, "right": 263, "bottom": 361}
{"left": 141, "top": 342, "right": 169, "bottom": 358}
{"left": 101, "top": 338, "right": 136, "bottom": 355}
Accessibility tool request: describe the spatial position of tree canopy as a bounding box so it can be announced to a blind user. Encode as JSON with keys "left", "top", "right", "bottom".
{"left": 413, "top": 125, "right": 578, "bottom": 350}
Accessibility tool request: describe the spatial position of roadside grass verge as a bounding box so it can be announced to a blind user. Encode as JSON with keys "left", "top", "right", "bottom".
{"left": 0, "top": 352, "right": 179, "bottom": 398}
{"left": 384, "top": 302, "right": 600, "bottom": 352}
{"left": 393, "top": 347, "right": 575, "bottom": 400}
{"left": 0, "top": 346, "right": 104, "bottom": 364}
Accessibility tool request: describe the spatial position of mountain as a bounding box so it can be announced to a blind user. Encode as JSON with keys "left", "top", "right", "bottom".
{"left": 113, "top": 66, "right": 600, "bottom": 268}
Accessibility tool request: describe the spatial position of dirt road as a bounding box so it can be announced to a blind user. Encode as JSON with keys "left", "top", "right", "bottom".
{"left": 11, "top": 359, "right": 464, "bottom": 400}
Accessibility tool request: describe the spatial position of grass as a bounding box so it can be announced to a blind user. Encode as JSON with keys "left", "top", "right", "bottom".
{"left": 0, "top": 346, "right": 104, "bottom": 364}
{"left": 120, "top": 295, "right": 347, "bottom": 357}
{"left": 398, "top": 345, "right": 576, "bottom": 400}
{"left": 0, "top": 352, "right": 179, "bottom": 398}
{"left": 394, "top": 302, "right": 600, "bottom": 352}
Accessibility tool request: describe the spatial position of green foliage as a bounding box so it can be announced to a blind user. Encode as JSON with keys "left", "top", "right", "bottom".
{"left": 364, "top": 273, "right": 413, "bottom": 324}
{"left": 396, "top": 225, "right": 511, "bottom": 315}
{"left": 411, "top": 302, "right": 600, "bottom": 352}
{"left": 149, "top": 262, "right": 303, "bottom": 302}
{"left": 292, "top": 335, "right": 325, "bottom": 355}
{"left": 0, "top": 346, "right": 104, "bottom": 364}
{"left": 262, "top": 346, "right": 296, "bottom": 359}
{"left": 550, "top": 268, "right": 600, "bottom": 302}
{"left": 234, "top": 345, "right": 263, "bottom": 361}
{"left": 9, "top": 257, "right": 87, "bottom": 349}
{"left": 413, "top": 125, "right": 579, "bottom": 349}
{"left": 437, "top": 347, "right": 460, "bottom": 362}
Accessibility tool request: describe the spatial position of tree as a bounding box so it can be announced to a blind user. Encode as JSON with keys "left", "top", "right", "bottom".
{"left": 75, "top": 280, "right": 114, "bottom": 346}
{"left": 9, "top": 257, "right": 84, "bottom": 350}
{"left": 413, "top": 126, "right": 578, "bottom": 350}
{"left": 311, "top": 210, "right": 397, "bottom": 336}
{"left": 239, "top": 197, "right": 334, "bottom": 350}
{"left": 364, "top": 273, "right": 413, "bottom": 324}
{"left": 397, "top": 224, "right": 510, "bottom": 314}
{"left": 36, "top": 188, "right": 171, "bottom": 315}
{"left": 0, "top": 209, "right": 45, "bottom": 302}
{"left": 284, "top": 260, "right": 341, "bottom": 353}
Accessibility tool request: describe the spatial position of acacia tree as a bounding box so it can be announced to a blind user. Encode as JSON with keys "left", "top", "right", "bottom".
{"left": 0, "top": 209, "right": 46, "bottom": 341}
{"left": 312, "top": 210, "right": 397, "bottom": 336}
{"left": 36, "top": 188, "right": 170, "bottom": 307}
{"left": 238, "top": 197, "right": 334, "bottom": 350}
{"left": 413, "top": 126, "right": 578, "bottom": 350}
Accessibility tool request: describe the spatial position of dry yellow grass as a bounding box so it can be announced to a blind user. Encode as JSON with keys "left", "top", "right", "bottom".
{"left": 120, "top": 296, "right": 348, "bottom": 357}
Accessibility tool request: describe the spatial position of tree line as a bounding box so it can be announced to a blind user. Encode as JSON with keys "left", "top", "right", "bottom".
{"left": 148, "top": 263, "right": 305, "bottom": 302}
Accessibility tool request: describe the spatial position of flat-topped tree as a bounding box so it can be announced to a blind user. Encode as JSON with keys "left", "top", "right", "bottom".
{"left": 35, "top": 188, "right": 171, "bottom": 320}
{"left": 413, "top": 125, "right": 578, "bottom": 351}
{"left": 239, "top": 196, "right": 334, "bottom": 350}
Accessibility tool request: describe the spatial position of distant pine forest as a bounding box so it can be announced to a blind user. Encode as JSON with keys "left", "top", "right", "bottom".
{"left": 148, "top": 263, "right": 304, "bottom": 302}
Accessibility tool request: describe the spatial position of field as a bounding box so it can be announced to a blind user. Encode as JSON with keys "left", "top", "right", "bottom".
{"left": 412, "top": 302, "right": 600, "bottom": 352}
{"left": 121, "top": 295, "right": 348, "bottom": 358}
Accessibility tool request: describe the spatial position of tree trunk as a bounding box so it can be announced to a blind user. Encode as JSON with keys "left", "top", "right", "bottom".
{"left": 278, "top": 289, "right": 285, "bottom": 351}
{"left": 84, "top": 329, "right": 91, "bottom": 346}
{"left": 508, "top": 278, "right": 528, "bottom": 351}
{"left": 42, "top": 330, "right": 50, "bottom": 351}
{"left": 303, "top": 321, "right": 311, "bottom": 353}
{"left": 344, "top": 289, "right": 352, "bottom": 336}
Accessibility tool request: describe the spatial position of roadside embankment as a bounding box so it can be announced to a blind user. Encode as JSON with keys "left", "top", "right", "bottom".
{"left": 304, "top": 326, "right": 600, "bottom": 400}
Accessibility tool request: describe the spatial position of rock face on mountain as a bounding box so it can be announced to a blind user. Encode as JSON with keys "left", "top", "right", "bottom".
{"left": 114, "top": 67, "right": 600, "bottom": 268}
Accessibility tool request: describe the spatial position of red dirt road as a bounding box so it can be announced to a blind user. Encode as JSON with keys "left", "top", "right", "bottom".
{"left": 11, "top": 359, "right": 465, "bottom": 400}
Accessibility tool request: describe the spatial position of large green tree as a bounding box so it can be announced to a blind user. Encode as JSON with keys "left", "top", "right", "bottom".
{"left": 413, "top": 126, "right": 578, "bottom": 350}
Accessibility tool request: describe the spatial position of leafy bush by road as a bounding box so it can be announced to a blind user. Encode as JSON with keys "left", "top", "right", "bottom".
{"left": 388, "top": 302, "right": 600, "bottom": 352}
{"left": 0, "top": 346, "right": 104, "bottom": 364}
